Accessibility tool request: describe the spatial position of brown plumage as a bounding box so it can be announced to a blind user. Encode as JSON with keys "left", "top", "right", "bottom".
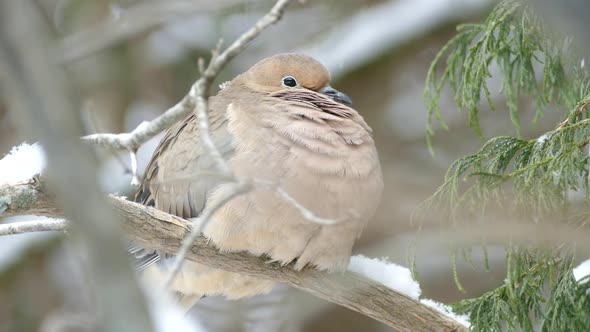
{"left": 135, "top": 53, "right": 383, "bottom": 302}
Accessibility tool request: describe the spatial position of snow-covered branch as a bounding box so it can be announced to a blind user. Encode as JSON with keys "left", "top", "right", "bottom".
{"left": 0, "top": 179, "right": 468, "bottom": 332}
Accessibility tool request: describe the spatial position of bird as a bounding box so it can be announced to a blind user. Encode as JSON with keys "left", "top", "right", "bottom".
{"left": 133, "top": 53, "right": 383, "bottom": 306}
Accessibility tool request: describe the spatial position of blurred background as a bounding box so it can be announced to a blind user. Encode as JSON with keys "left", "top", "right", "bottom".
{"left": 1, "top": 0, "right": 574, "bottom": 331}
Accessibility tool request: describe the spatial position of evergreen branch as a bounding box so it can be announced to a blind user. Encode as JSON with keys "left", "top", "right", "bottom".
{"left": 452, "top": 250, "right": 590, "bottom": 332}
{"left": 423, "top": 96, "right": 590, "bottom": 219}
{"left": 421, "top": 0, "right": 590, "bottom": 330}
{"left": 424, "top": 0, "right": 590, "bottom": 147}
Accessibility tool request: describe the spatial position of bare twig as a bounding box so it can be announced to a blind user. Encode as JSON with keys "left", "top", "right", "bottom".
{"left": 556, "top": 99, "right": 590, "bottom": 129}
{"left": 85, "top": 105, "right": 133, "bottom": 175}
{"left": 156, "top": 0, "right": 293, "bottom": 287}
{"left": 162, "top": 176, "right": 348, "bottom": 285}
{"left": 82, "top": 0, "right": 295, "bottom": 293}
{"left": 247, "top": 178, "right": 345, "bottom": 225}
{"left": 0, "top": 218, "right": 69, "bottom": 236}
{"left": 0, "top": 180, "right": 468, "bottom": 332}
{"left": 128, "top": 149, "right": 140, "bottom": 186}
{"left": 275, "top": 187, "right": 347, "bottom": 225}
{"left": 163, "top": 180, "right": 253, "bottom": 287}
{"left": 81, "top": 0, "right": 293, "bottom": 174}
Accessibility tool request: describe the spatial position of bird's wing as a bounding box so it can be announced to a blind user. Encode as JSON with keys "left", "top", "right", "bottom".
{"left": 132, "top": 97, "right": 234, "bottom": 269}
{"left": 135, "top": 104, "right": 233, "bottom": 219}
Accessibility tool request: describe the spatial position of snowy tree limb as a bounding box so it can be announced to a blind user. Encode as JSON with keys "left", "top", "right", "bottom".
{"left": 0, "top": 1, "right": 468, "bottom": 330}
{"left": 0, "top": 180, "right": 468, "bottom": 332}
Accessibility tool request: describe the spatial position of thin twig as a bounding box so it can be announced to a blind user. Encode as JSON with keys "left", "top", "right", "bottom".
{"left": 163, "top": 180, "right": 252, "bottom": 287}
{"left": 0, "top": 218, "right": 69, "bottom": 236}
{"left": 85, "top": 104, "right": 133, "bottom": 175}
{"left": 250, "top": 178, "right": 345, "bottom": 225}
{"left": 276, "top": 187, "right": 348, "bottom": 225}
{"left": 81, "top": 0, "right": 293, "bottom": 173}
{"left": 128, "top": 149, "right": 140, "bottom": 186}
{"left": 148, "top": 0, "right": 294, "bottom": 285}
{"left": 557, "top": 100, "right": 590, "bottom": 129}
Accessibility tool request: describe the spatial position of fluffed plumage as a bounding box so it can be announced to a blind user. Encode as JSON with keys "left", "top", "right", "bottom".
{"left": 134, "top": 53, "right": 383, "bottom": 302}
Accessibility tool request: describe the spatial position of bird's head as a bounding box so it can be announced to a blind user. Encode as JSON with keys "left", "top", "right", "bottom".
{"left": 235, "top": 53, "right": 353, "bottom": 106}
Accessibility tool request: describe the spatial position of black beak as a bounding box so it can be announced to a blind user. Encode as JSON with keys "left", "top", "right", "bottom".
{"left": 320, "top": 86, "right": 353, "bottom": 106}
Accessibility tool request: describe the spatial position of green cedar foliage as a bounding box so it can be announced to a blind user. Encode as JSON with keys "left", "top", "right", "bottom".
{"left": 423, "top": 0, "right": 590, "bottom": 330}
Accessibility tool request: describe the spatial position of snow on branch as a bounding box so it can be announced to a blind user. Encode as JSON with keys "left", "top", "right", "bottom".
{"left": 348, "top": 255, "right": 470, "bottom": 328}
{"left": 0, "top": 1, "right": 470, "bottom": 330}
{"left": 0, "top": 143, "right": 45, "bottom": 186}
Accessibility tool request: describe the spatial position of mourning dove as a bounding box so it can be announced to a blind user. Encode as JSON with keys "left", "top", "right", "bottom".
{"left": 133, "top": 53, "right": 383, "bottom": 305}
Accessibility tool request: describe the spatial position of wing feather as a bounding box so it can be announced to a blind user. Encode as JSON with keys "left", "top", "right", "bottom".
{"left": 131, "top": 97, "right": 234, "bottom": 269}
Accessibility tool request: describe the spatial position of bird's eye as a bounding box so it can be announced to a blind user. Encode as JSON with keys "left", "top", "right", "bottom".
{"left": 282, "top": 76, "right": 297, "bottom": 87}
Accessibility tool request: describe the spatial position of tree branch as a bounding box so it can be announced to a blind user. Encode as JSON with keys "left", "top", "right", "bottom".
{"left": 81, "top": 0, "right": 294, "bottom": 285}
{"left": 81, "top": 0, "right": 293, "bottom": 163}
{"left": 0, "top": 178, "right": 61, "bottom": 218}
{"left": 0, "top": 218, "right": 69, "bottom": 236}
{"left": 0, "top": 180, "right": 468, "bottom": 332}
{"left": 1, "top": 1, "right": 467, "bottom": 330}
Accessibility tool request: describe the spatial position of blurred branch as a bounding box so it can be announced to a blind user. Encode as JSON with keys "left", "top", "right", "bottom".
{"left": 0, "top": 218, "right": 69, "bottom": 236}
{"left": 0, "top": 1, "right": 153, "bottom": 331}
{"left": 0, "top": 178, "right": 61, "bottom": 217}
{"left": 0, "top": 180, "right": 468, "bottom": 332}
{"left": 60, "top": 0, "right": 243, "bottom": 63}
{"left": 300, "top": 0, "right": 491, "bottom": 79}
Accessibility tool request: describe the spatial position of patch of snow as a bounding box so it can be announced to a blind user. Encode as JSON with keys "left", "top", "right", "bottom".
{"left": 143, "top": 284, "right": 206, "bottom": 332}
{"left": 347, "top": 255, "right": 422, "bottom": 299}
{"left": 420, "top": 298, "right": 471, "bottom": 327}
{"left": 348, "top": 254, "right": 471, "bottom": 327}
{"left": 574, "top": 259, "right": 590, "bottom": 282}
{"left": 0, "top": 143, "right": 46, "bottom": 186}
{"left": 536, "top": 134, "right": 549, "bottom": 144}
{"left": 219, "top": 81, "right": 230, "bottom": 90}
{"left": 109, "top": 3, "right": 124, "bottom": 20}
